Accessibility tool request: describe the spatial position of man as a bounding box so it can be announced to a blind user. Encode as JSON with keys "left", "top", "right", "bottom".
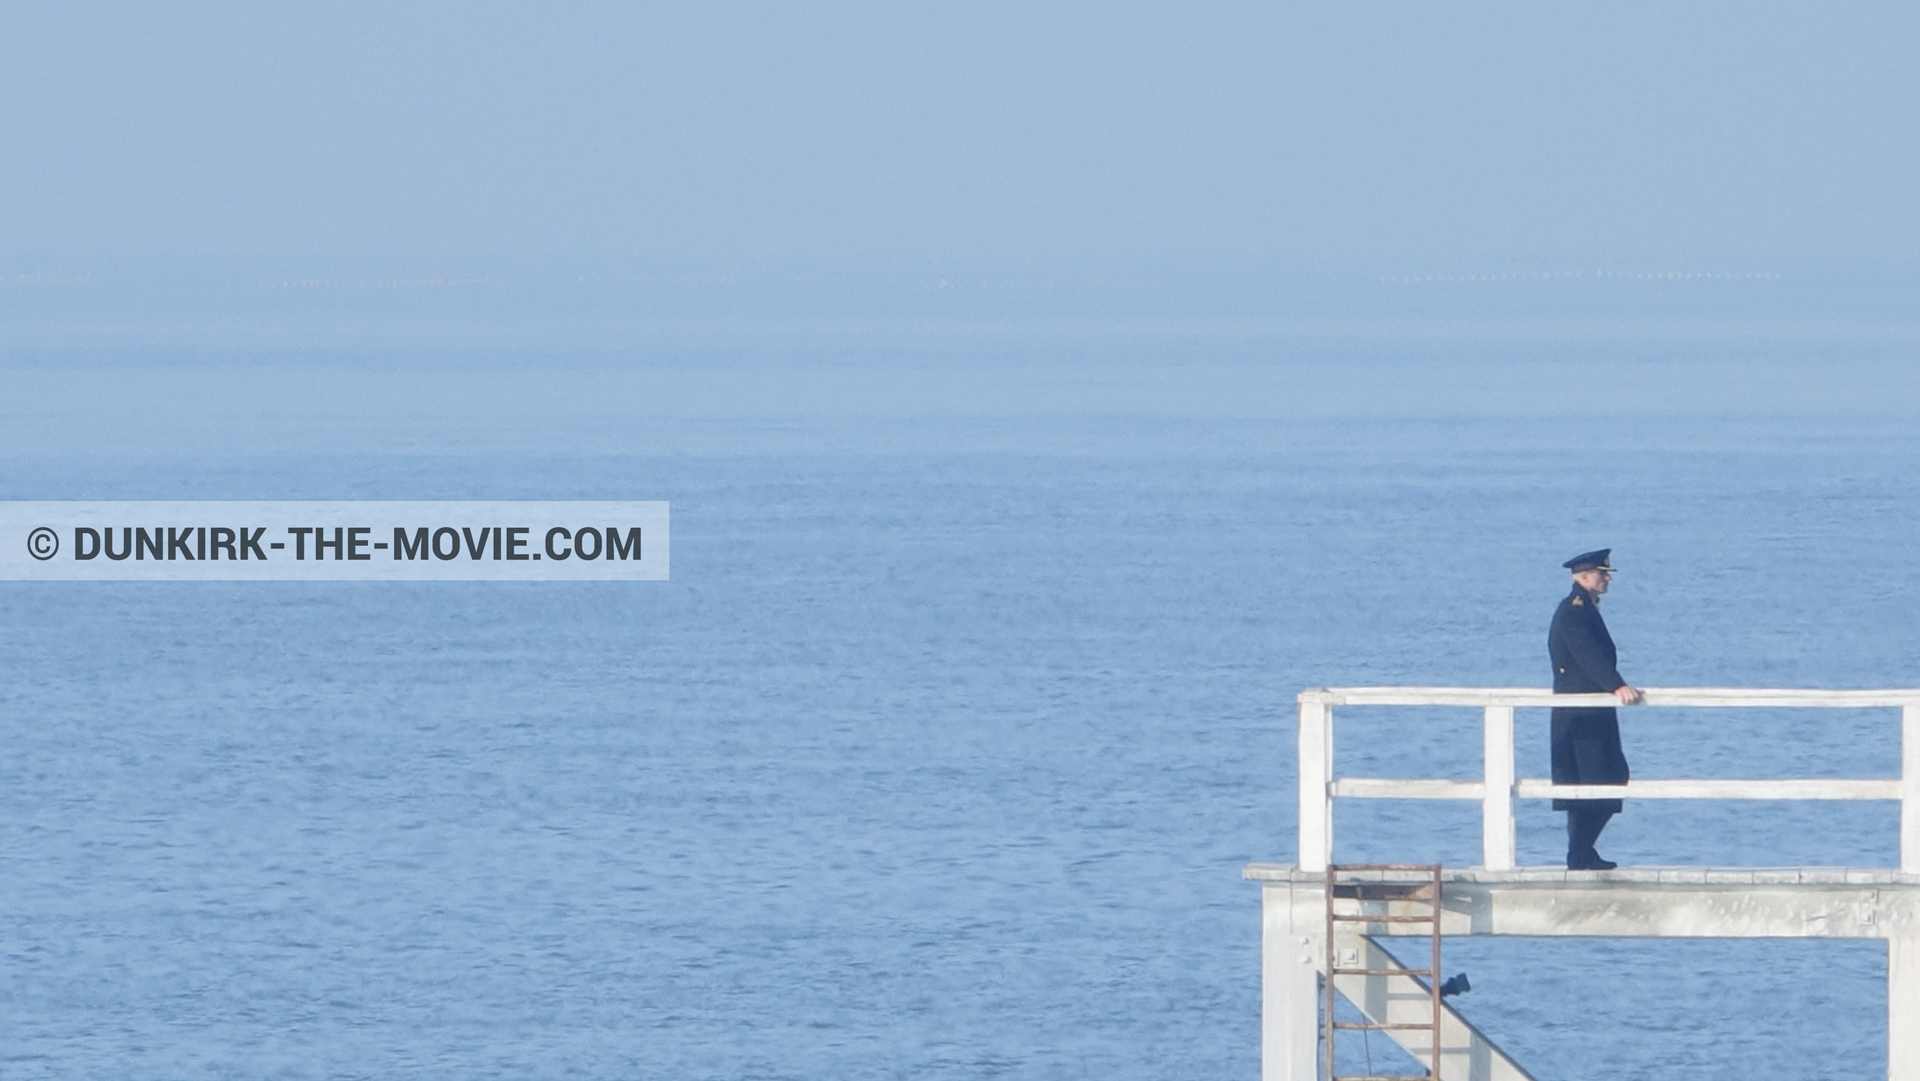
{"left": 1548, "top": 549, "right": 1643, "bottom": 871}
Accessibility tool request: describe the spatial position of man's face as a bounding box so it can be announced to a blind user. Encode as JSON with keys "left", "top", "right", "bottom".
{"left": 1575, "top": 569, "right": 1612, "bottom": 595}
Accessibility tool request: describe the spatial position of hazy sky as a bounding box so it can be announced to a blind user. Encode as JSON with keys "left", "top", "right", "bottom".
{"left": 3, "top": 2, "right": 1916, "bottom": 264}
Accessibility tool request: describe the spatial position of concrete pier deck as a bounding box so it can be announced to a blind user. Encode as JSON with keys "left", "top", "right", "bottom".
{"left": 1247, "top": 862, "right": 1920, "bottom": 938}
{"left": 1250, "top": 862, "right": 1920, "bottom": 1080}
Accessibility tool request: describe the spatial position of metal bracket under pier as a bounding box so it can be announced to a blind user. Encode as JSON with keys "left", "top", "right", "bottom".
{"left": 1329, "top": 932, "right": 1534, "bottom": 1081}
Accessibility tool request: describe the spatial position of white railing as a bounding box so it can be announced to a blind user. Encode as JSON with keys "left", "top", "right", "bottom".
{"left": 1296, "top": 687, "right": 1920, "bottom": 873}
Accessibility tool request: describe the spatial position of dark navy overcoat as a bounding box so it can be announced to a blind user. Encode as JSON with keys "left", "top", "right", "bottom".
{"left": 1547, "top": 583, "right": 1630, "bottom": 812}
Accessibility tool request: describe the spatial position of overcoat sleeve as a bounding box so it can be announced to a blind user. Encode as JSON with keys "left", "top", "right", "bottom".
{"left": 1558, "top": 606, "right": 1625, "bottom": 692}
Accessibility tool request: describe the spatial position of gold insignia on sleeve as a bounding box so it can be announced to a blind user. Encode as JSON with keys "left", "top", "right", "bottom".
{"left": 1571, "top": 596, "right": 1583, "bottom": 606}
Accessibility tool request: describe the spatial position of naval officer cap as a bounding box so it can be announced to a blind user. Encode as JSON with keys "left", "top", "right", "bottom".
{"left": 1562, "top": 549, "right": 1614, "bottom": 572}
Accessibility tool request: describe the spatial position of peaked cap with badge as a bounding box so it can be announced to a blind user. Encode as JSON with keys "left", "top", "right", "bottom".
{"left": 1561, "top": 549, "right": 1615, "bottom": 573}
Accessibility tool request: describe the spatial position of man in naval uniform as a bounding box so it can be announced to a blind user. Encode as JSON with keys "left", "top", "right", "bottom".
{"left": 1548, "top": 549, "right": 1643, "bottom": 870}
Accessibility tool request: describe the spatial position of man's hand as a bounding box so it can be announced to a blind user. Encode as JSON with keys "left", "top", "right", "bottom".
{"left": 1614, "top": 684, "right": 1644, "bottom": 705}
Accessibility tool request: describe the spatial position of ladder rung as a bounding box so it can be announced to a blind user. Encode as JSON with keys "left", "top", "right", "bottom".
{"left": 1329, "top": 967, "right": 1437, "bottom": 976}
{"left": 1334, "top": 1021, "right": 1439, "bottom": 1030}
{"left": 1331, "top": 1075, "right": 1438, "bottom": 1080}
{"left": 1330, "top": 914, "right": 1438, "bottom": 923}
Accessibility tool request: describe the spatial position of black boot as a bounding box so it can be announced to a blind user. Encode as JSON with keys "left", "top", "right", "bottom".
{"left": 1566, "top": 807, "right": 1617, "bottom": 870}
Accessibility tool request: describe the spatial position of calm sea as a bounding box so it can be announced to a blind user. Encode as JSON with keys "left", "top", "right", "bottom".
{"left": 2, "top": 267, "right": 1916, "bottom": 1078}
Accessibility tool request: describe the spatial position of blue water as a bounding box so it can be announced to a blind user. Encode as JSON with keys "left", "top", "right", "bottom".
{"left": 2, "top": 271, "right": 1917, "bottom": 1078}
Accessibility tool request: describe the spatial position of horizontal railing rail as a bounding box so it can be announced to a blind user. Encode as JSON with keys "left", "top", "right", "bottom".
{"left": 1329, "top": 778, "right": 1905, "bottom": 801}
{"left": 1296, "top": 686, "right": 1920, "bottom": 874}
{"left": 1309, "top": 686, "right": 1920, "bottom": 708}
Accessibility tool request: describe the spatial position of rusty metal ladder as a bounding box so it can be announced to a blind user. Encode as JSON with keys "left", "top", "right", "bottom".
{"left": 1323, "top": 863, "right": 1444, "bottom": 1081}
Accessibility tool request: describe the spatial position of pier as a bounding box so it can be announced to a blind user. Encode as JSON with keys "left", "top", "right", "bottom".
{"left": 1247, "top": 687, "right": 1920, "bottom": 1081}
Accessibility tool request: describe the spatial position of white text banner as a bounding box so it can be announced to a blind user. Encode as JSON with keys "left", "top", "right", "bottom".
{"left": 2, "top": 502, "right": 668, "bottom": 581}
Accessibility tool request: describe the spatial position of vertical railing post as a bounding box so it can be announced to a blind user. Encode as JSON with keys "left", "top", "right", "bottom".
{"left": 1482, "top": 704, "right": 1516, "bottom": 870}
{"left": 1298, "top": 692, "right": 1333, "bottom": 873}
{"left": 1903, "top": 705, "right": 1920, "bottom": 874}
